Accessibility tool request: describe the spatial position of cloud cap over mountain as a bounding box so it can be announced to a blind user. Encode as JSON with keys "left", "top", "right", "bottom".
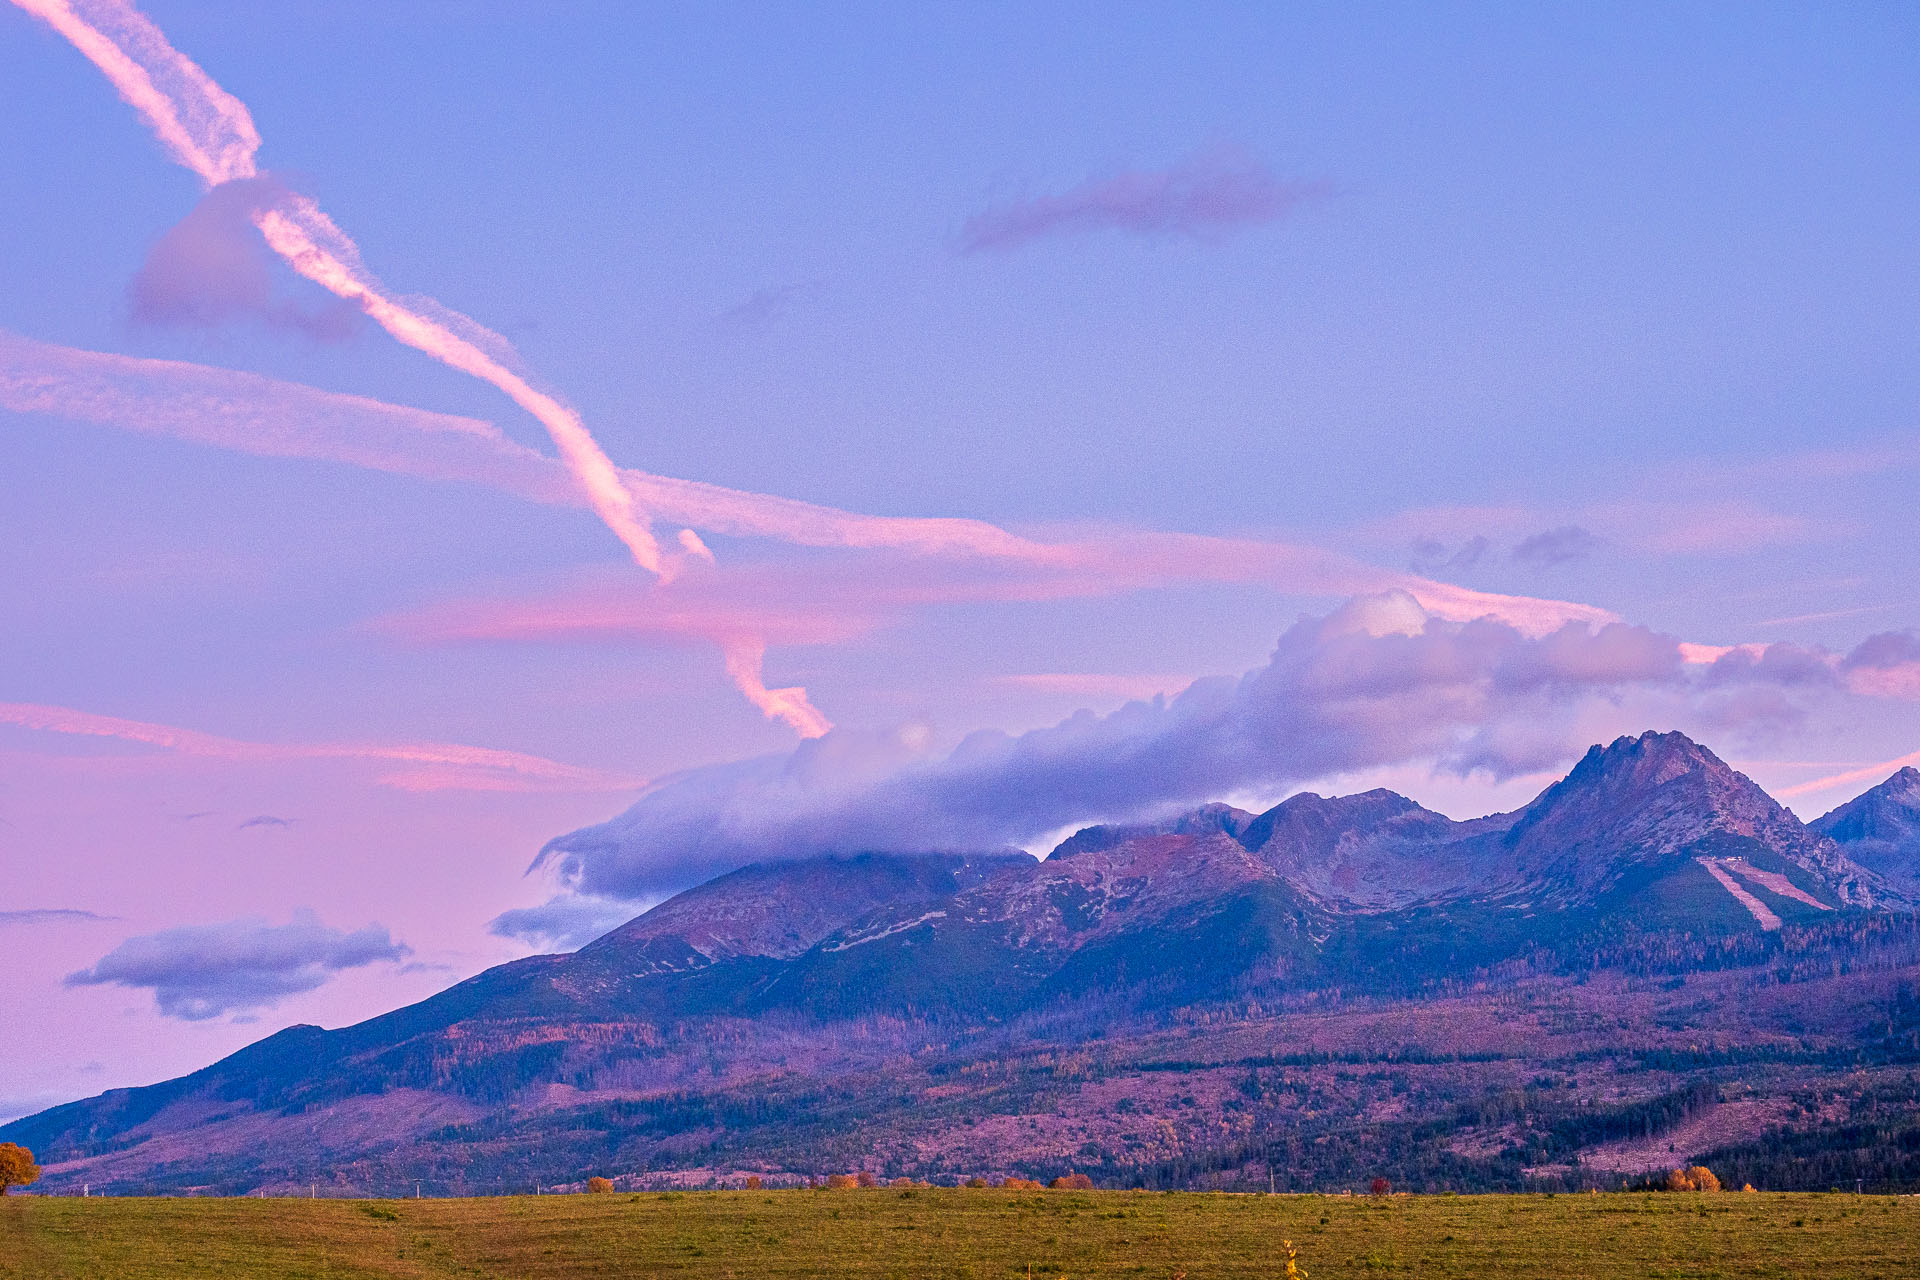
{"left": 537, "top": 592, "right": 1841, "bottom": 901}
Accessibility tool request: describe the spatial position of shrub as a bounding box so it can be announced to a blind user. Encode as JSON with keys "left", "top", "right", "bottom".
{"left": 745, "top": 1175, "right": 763, "bottom": 1190}
{"left": 0, "top": 1144, "right": 39, "bottom": 1196}
{"left": 826, "top": 1174, "right": 857, "bottom": 1189}
{"left": 1050, "top": 1173, "right": 1094, "bottom": 1190}
{"left": 965, "top": 1177, "right": 989, "bottom": 1188}
{"left": 891, "top": 1177, "right": 914, "bottom": 1188}
{"left": 855, "top": 1171, "right": 878, "bottom": 1188}
{"left": 1370, "top": 1177, "right": 1391, "bottom": 1196}
{"left": 586, "top": 1177, "right": 614, "bottom": 1194}
{"left": 1663, "top": 1166, "right": 1721, "bottom": 1192}
{"left": 1001, "top": 1177, "right": 1044, "bottom": 1190}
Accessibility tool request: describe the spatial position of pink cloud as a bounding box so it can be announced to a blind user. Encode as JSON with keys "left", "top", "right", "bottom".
{"left": 961, "top": 150, "right": 1327, "bottom": 252}
{"left": 1777, "top": 748, "right": 1920, "bottom": 799}
{"left": 128, "top": 175, "right": 361, "bottom": 340}
{"left": 4, "top": 331, "right": 1619, "bottom": 645}
{"left": 0, "top": 701, "right": 644, "bottom": 794}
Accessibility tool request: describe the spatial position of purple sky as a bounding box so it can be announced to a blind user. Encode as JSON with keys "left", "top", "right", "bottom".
{"left": 3, "top": 0, "right": 1919, "bottom": 1121}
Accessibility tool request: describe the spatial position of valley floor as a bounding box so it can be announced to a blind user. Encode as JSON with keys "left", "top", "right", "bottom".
{"left": 2, "top": 1188, "right": 1916, "bottom": 1279}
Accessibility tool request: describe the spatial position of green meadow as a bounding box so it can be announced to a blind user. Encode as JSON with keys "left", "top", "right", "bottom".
{"left": 3, "top": 1189, "right": 1915, "bottom": 1279}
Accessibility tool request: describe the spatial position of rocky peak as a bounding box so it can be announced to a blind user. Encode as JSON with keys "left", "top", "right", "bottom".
{"left": 1049, "top": 802, "right": 1254, "bottom": 859}
{"left": 1499, "top": 731, "right": 1873, "bottom": 903}
{"left": 1812, "top": 767, "right": 1920, "bottom": 892}
{"left": 1238, "top": 788, "right": 1435, "bottom": 854}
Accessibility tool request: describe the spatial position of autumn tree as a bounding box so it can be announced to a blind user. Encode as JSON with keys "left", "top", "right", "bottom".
{"left": 745, "top": 1175, "right": 763, "bottom": 1190}
{"left": 1370, "top": 1178, "right": 1391, "bottom": 1196}
{"left": 0, "top": 1144, "right": 40, "bottom": 1195}
{"left": 855, "top": 1171, "right": 878, "bottom": 1188}
{"left": 586, "top": 1176, "right": 613, "bottom": 1193}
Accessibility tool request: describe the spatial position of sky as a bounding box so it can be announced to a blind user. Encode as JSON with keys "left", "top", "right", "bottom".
{"left": 3, "top": 0, "right": 1919, "bottom": 1122}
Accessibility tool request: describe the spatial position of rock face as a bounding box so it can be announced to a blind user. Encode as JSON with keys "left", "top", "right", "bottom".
{"left": 7, "top": 730, "right": 1913, "bottom": 1196}
{"left": 1814, "top": 767, "right": 1920, "bottom": 892}
{"left": 575, "top": 851, "right": 1028, "bottom": 977}
{"left": 1488, "top": 731, "right": 1885, "bottom": 914}
{"left": 1237, "top": 788, "right": 1512, "bottom": 910}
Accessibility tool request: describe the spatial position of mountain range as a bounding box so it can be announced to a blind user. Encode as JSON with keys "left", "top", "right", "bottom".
{"left": 10, "top": 730, "right": 1920, "bottom": 1195}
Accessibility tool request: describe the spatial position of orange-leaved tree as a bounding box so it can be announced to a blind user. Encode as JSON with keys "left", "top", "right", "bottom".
{"left": 586, "top": 1176, "right": 614, "bottom": 1193}
{"left": 0, "top": 1144, "right": 40, "bottom": 1195}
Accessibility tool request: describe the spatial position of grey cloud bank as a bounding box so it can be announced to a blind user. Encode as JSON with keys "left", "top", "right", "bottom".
{"left": 66, "top": 910, "right": 410, "bottom": 1020}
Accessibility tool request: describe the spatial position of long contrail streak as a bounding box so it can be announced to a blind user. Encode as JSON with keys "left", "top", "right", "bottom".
{"left": 0, "top": 333, "right": 1620, "bottom": 642}
{"left": 7, "top": 0, "right": 1631, "bottom": 740}
{"left": 10, "top": 0, "right": 663, "bottom": 573}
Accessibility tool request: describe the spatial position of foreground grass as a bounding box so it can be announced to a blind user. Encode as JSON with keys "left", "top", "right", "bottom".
{"left": 3, "top": 1188, "right": 1916, "bottom": 1279}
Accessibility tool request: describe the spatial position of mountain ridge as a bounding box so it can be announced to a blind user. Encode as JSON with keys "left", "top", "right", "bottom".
{"left": 8, "top": 729, "right": 1916, "bottom": 1195}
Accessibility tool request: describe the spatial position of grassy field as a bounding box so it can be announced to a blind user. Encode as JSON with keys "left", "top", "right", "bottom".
{"left": 3, "top": 1188, "right": 1916, "bottom": 1280}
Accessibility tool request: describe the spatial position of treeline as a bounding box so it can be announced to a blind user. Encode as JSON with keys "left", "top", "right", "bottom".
{"left": 1699, "top": 1073, "right": 1920, "bottom": 1193}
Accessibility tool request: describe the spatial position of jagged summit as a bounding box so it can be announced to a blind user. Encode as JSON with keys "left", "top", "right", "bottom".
{"left": 1814, "top": 765, "right": 1920, "bottom": 892}
{"left": 1238, "top": 788, "right": 1505, "bottom": 911}
{"left": 1049, "top": 802, "right": 1254, "bottom": 859}
{"left": 1496, "top": 730, "right": 1873, "bottom": 910}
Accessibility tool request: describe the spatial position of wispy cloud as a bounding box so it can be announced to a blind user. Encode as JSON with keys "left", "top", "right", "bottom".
{"left": 1512, "top": 526, "right": 1601, "bottom": 570}
{"left": 716, "top": 280, "right": 823, "bottom": 330}
{"left": 961, "top": 149, "right": 1326, "bottom": 252}
{"left": 0, "top": 907, "right": 116, "bottom": 926}
{"left": 65, "top": 909, "right": 409, "bottom": 1020}
{"left": 1777, "top": 747, "right": 1920, "bottom": 800}
{"left": 488, "top": 894, "right": 641, "bottom": 952}
{"left": 235, "top": 814, "right": 294, "bottom": 830}
{"left": 1409, "top": 535, "right": 1490, "bottom": 576}
{"left": 0, "top": 700, "right": 644, "bottom": 793}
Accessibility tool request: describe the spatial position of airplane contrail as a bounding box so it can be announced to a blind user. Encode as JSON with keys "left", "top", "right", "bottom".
{"left": 1, "top": 331, "right": 1624, "bottom": 644}
{"left": 6, "top": 0, "right": 1630, "bottom": 740}
{"left": 10, "top": 0, "right": 664, "bottom": 574}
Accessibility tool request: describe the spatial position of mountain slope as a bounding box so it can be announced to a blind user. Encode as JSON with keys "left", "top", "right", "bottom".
{"left": 1486, "top": 731, "right": 1881, "bottom": 928}
{"left": 1814, "top": 767, "right": 1920, "bottom": 893}
{"left": 6, "top": 730, "right": 1911, "bottom": 1195}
